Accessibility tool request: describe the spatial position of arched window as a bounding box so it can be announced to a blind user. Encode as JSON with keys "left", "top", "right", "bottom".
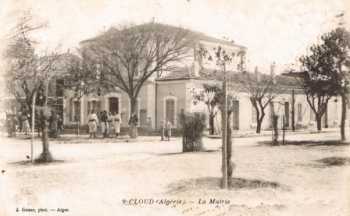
{"left": 87, "top": 100, "right": 101, "bottom": 114}
{"left": 69, "top": 99, "right": 80, "bottom": 122}
{"left": 73, "top": 100, "right": 81, "bottom": 122}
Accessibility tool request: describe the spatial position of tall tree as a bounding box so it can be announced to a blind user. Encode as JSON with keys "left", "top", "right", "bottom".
{"left": 299, "top": 37, "right": 340, "bottom": 132}
{"left": 319, "top": 28, "right": 350, "bottom": 140}
{"left": 198, "top": 45, "right": 236, "bottom": 189}
{"left": 81, "top": 23, "right": 194, "bottom": 138}
{"left": 191, "top": 83, "right": 222, "bottom": 135}
{"left": 238, "top": 69, "right": 277, "bottom": 133}
{"left": 4, "top": 12, "right": 63, "bottom": 162}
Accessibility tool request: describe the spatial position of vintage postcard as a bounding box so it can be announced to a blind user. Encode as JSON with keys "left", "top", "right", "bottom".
{"left": 0, "top": 0, "right": 349, "bottom": 215}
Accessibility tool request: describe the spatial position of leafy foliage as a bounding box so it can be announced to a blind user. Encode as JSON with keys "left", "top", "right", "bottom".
{"left": 237, "top": 69, "right": 276, "bottom": 133}
{"left": 179, "top": 112, "right": 206, "bottom": 152}
{"left": 298, "top": 27, "right": 350, "bottom": 131}
{"left": 81, "top": 23, "right": 194, "bottom": 138}
{"left": 191, "top": 83, "right": 222, "bottom": 135}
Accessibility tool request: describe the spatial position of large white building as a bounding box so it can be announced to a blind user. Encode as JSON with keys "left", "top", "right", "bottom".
{"left": 60, "top": 23, "right": 349, "bottom": 133}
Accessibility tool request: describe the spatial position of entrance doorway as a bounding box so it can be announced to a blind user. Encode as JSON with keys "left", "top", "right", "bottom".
{"left": 109, "top": 97, "right": 119, "bottom": 114}
{"left": 165, "top": 98, "right": 175, "bottom": 125}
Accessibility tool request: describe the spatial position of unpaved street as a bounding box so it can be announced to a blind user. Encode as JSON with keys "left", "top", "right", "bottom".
{"left": 1, "top": 132, "right": 349, "bottom": 216}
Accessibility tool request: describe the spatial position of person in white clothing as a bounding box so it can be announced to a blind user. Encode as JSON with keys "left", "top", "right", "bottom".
{"left": 112, "top": 112, "right": 122, "bottom": 137}
{"left": 88, "top": 111, "right": 98, "bottom": 138}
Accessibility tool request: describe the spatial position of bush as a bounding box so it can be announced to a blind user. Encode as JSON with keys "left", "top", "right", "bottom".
{"left": 179, "top": 112, "right": 206, "bottom": 152}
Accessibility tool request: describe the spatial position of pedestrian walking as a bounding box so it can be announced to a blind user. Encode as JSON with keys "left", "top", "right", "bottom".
{"left": 88, "top": 111, "right": 98, "bottom": 138}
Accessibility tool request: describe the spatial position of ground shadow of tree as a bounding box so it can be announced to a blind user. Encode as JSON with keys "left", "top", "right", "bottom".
{"left": 158, "top": 149, "right": 219, "bottom": 156}
{"left": 8, "top": 159, "right": 65, "bottom": 166}
{"left": 316, "top": 157, "right": 350, "bottom": 166}
{"left": 259, "top": 140, "right": 350, "bottom": 147}
{"left": 167, "top": 177, "right": 285, "bottom": 195}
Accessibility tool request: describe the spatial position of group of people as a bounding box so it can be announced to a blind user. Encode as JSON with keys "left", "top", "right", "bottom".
{"left": 2, "top": 111, "right": 31, "bottom": 137}
{"left": 88, "top": 110, "right": 122, "bottom": 138}
{"left": 2, "top": 110, "right": 63, "bottom": 138}
{"left": 48, "top": 111, "right": 64, "bottom": 138}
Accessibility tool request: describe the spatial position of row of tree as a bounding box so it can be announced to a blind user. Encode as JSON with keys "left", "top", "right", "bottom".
{"left": 192, "top": 27, "right": 350, "bottom": 142}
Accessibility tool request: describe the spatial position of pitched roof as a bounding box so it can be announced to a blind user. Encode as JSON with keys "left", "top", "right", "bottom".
{"left": 80, "top": 22, "right": 247, "bottom": 50}
{"left": 158, "top": 67, "right": 303, "bottom": 93}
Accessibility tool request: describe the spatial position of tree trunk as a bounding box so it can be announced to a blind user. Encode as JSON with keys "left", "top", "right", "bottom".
{"left": 36, "top": 81, "right": 53, "bottom": 163}
{"left": 226, "top": 112, "right": 234, "bottom": 186}
{"left": 255, "top": 102, "right": 265, "bottom": 134}
{"left": 340, "top": 94, "right": 346, "bottom": 141}
{"left": 30, "top": 92, "right": 37, "bottom": 163}
{"left": 256, "top": 113, "right": 264, "bottom": 134}
{"left": 155, "top": 82, "right": 158, "bottom": 130}
{"left": 209, "top": 114, "right": 215, "bottom": 135}
{"left": 316, "top": 114, "right": 322, "bottom": 132}
{"left": 272, "top": 115, "right": 279, "bottom": 145}
{"left": 256, "top": 119, "right": 262, "bottom": 133}
{"left": 291, "top": 89, "right": 295, "bottom": 131}
{"left": 128, "top": 97, "right": 138, "bottom": 138}
{"left": 324, "top": 103, "right": 328, "bottom": 128}
{"left": 221, "top": 80, "right": 228, "bottom": 189}
{"left": 36, "top": 116, "right": 53, "bottom": 162}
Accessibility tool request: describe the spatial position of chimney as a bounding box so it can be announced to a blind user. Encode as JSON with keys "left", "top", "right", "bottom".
{"left": 270, "top": 62, "right": 276, "bottom": 84}
{"left": 270, "top": 62, "right": 275, "bottom": 76}
{"left": 254, "top": 66, "right": 261, "bottom": 82}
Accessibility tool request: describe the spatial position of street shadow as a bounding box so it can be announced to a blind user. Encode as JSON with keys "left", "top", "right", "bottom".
{"left": 316, "top": 156, "right": 350, "bottom": 166}
{"left": 258, "top": 140, "right": 350, "bottom": 147}
{"left": 167, "top": 177, "right": 284, "bottom": 195}
{"left": 53, "top": 136, "right": 131, "bottom": 144}
{"left": 158, "top": 149, "right": 219, "bottom": 156}
{"left": 8, "top": 159, "right": 66, "bottom": 167}
{"left": 298, "top": 156, "right": 350, "bottom": 168}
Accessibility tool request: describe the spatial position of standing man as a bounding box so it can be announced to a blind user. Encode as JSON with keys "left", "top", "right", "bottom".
{"left": 165, "top": 120, "right": 172, "bottom": 141}
{"left": 112, "top": 112, "right": 122, "bottom": 138}
{"left": 88, "top": 111, "right": 98, "bottom": 138}
{"left": 100, "top": 110, "right": 108, "bottom": 138}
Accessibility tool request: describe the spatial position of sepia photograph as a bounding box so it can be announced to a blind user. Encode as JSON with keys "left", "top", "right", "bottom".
{"left": 0, "top": 0, "right": 349, "bottom": 215}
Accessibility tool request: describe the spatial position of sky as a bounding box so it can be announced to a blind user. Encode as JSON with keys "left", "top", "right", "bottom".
{"left": 0, "top": 0, "right": 349, "bottom": 73}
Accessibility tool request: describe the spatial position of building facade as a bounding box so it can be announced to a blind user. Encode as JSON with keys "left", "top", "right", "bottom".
{"left": 61, "top": 24, "right": 349, "bottom": 132}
